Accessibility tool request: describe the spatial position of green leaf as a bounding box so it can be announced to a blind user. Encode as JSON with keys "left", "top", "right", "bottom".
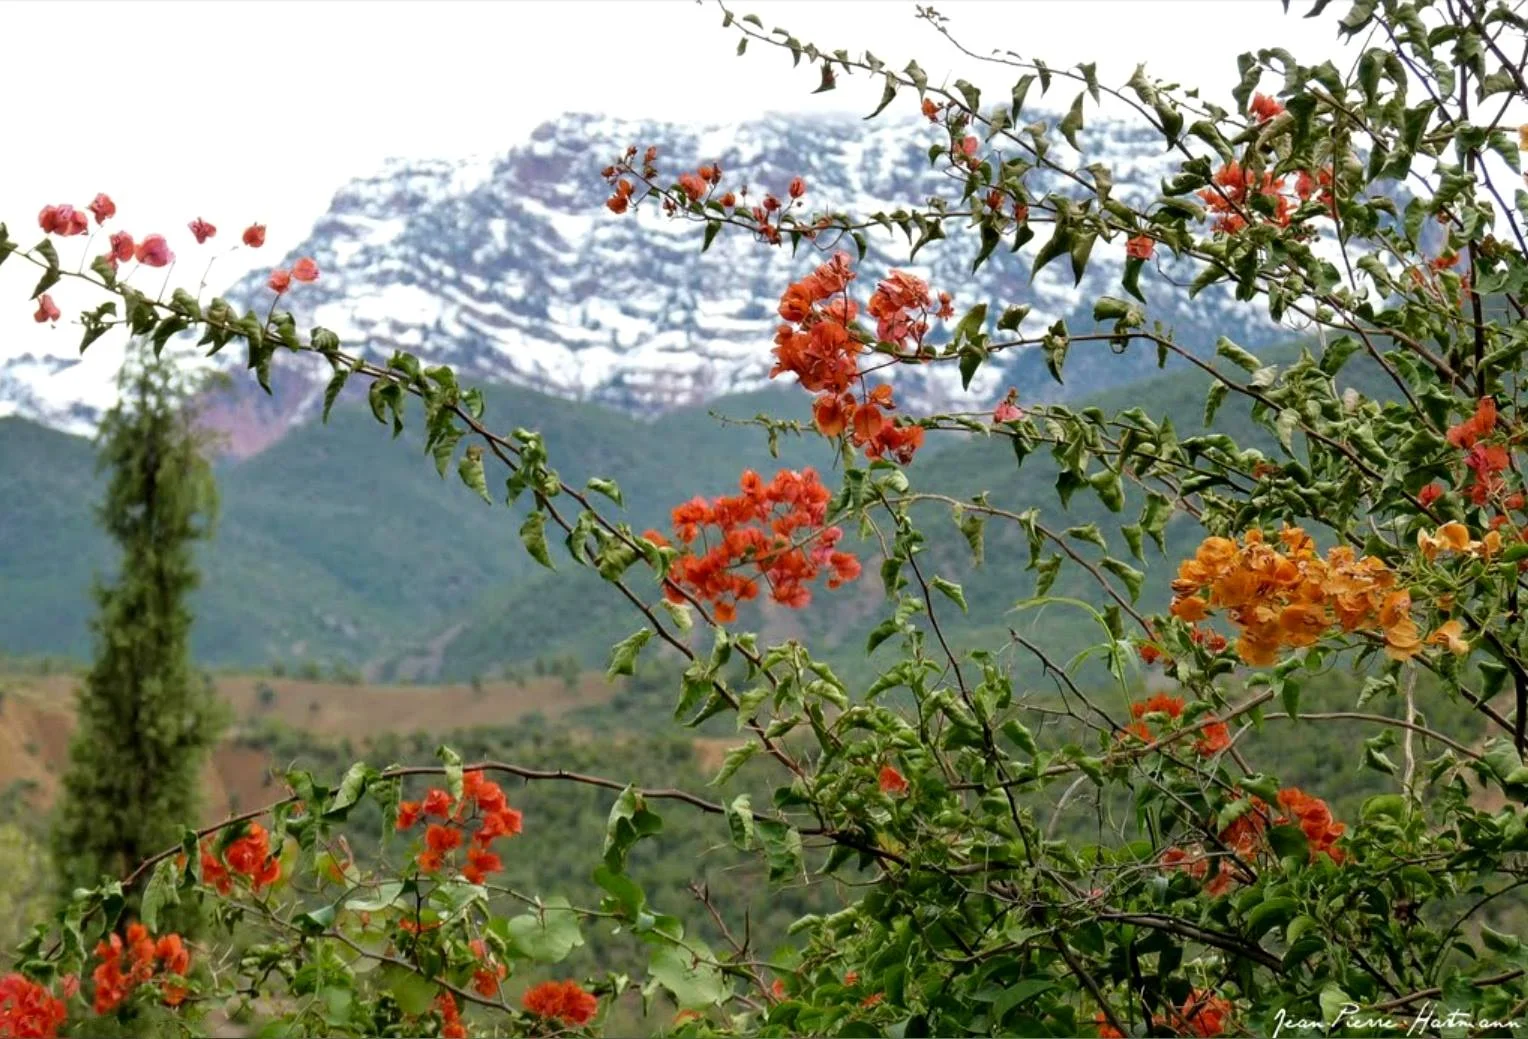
{"left": 140, "top": 859, "right": 179, "bottom": 934}
{"left": 867, "top": 73, "right": 899, "bottom": 119}
{"left": 710, "top": 743, "right": 759, "bottom": 786}
{"left": 931, "top": 576, "right": 967, "bottom": 613}
{"left": 607, "top": 628, "right": 654, "bottom": 679}
{"left": 1059, "top": 92, "right": 1086, "bottom": 149}
{"left": 506, "top": 896, "right": 584, "bottom": 963}
{"left": 457, "top": 444, "right": 491, "bottom": 504}
{"left": 1246, "top": 897, "right": 1298, "bottom": 939}
{"left": 30, "top": 239, "right": 59, "bottom": 300}
{"left": 604, "top": 786, "right": 664, "bottom": 872}
{"left": 325, "top": 762, "right": 373, "bottom": 819}
{"left": 1001, "top": 719, "right": 1038, "bottom": 756}
{"left": 345, "top": 881, "right": 406, "bottom": 913}
{"left": 1101, "top": 558, "right": 1144, "bottom": 601}
{"left": 436, "top": 745, "right": 464, "bottom": 802}
{"left": 1215, "top": 336, "right": 1262, "bottom": 373}
{"left": 756, "top": 820, "right": 803, "bottom": 883}
{"left": 1320, "top": 985, "right": 1352, "bottom": 1026}
{"left": 381, "top": 964, "right": 437, "bottom": 1016}
{"left": 520, "top": 511, "right": 554, "bottom": 570}
{"left": 725, "top": 794, "right": 755, "bottom": 850}
{"left": 1204, "top": 382, "right": 1228, "bottom": 426}
{"left": 649, "top": 940, "right": 731, "bottom": 1008}
{"left": 587, "top": 477, "right": 624, "bottom": 507}
{"left": 321, "top": 368, "right": 349, "bottom": 424}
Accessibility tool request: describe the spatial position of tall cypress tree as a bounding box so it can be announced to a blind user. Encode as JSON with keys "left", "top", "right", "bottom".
{"left": 52, "top": 346, "right": 224, "bottom": 895}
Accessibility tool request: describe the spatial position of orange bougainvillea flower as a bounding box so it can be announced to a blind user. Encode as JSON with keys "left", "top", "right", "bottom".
{"left": 1428, "top": 620, "right": 1470, "bottom": 656}
{"left": 39, "top": 204, "right": 89, "bottom": 237}
{"left": 522, "top": 980, "right": 598, "bottom": 1026}
{"left": 291, "top": 257, "right": 319, "bottom": 283}
{"left": 1131, "top": 693, "right": 1184, "bottom": 720}
{"left": 32, "top": 295, "right": 60, "bottom": 324}
{"left": 242, "top": 223, "right": 266, "bottom": 248}
{"left": 1, "top": 972, "right": 67, "bottom": 1038}
{"left": 878, "top": 765, "right": 908, "bottom": 795}
{"left": 424, "top": 823, "right": 461, "bottom": 854}
{"left": 267, "top": 268, "right": 291, "bottom": 294}
{"left": 1094, "top": 1011, "right": 1126, "bottom": 1038}
{"left": 188, "top": 218, "right": 216, "bottom": 244}
{"left": 1250, "top": 93, "right": 1285, "bottom": 122}
{"left": 422, "top": 788, "right": 454, "bottom": 818}
{"left": 1171, "top": 526, "right": 1426, "bottom": 665}
{"left": 87, "top": 193, "right": 116, "bottom": 225}
{"left": 395, "top": 800, "right": 423, "bottom": 831}
{"left": 1159, "top": 989, "right": 1234, "bottom": 1037}
{"left": 133, "top": 234, "right": 174, "bottom": 267}
{"left": 1447, "top": 397, "right": 1496, "bottom": 449}
{"left": 1125, "top": 234, "right": 1154, "bottom": 260}
{"left": 1195, "top": 719, "right": 1232, "bottom": 756}
{"left": 437, "top": 992, "right": 467, "bottom": 1039}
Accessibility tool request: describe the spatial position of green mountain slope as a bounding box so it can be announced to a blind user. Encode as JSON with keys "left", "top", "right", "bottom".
{"left": 0, "top": 384, "right": 831, "bottom": 670}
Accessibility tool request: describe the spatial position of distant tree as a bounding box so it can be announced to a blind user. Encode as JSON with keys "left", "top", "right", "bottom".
{"left": 51, "top": 346, "right": 224, "bottom": 902}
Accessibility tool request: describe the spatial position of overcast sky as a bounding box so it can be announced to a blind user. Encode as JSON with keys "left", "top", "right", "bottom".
{"left": 0, "top": 0, "right": 1361, "bottom": 364}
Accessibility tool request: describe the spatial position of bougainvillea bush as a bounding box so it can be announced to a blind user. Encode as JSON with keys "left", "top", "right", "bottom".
{"left": 6, "top": 0, "right": 1528, "bottom": 1034}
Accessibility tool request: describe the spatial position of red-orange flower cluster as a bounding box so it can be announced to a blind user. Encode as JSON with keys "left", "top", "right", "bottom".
{"left": 773, "top": 253, "right": 939, "bottom": 463}
{"left": 1199, "top": 161, "right": 1291, "bottom": 234}
{"left": 648, "top": 467, "right": 859, "bottom": 623}
{"left": 436, "top": 991, "right": 466, "bottom": 1039}
{"left": 91, "top": 923, "right": 190, "bottom": 1015}
{"left": 1277, "top": 786, "right": 1346, "bottom": 862}
{"left": 1125, "top": 234, "right": 1154, "bottom": 260}
{"left": 0, "top": 974, "right": 67, "bottom": 1039}
{"left": 1162, "top": 786, "right": 1343, "bottom": 899}
{"left": 522, "top": 979, "right": 598, "bottom": 1026}
{"left": 878, "top": 765, "right": 908, "bottom": 795}
{"left": 1119, "top": 694, "right": 1230, "bottom": 757}
{"left": 1250, "top": 92, "right": 1285, "bottom": 122}
{"left": 469, "top": 938, "right": 508, "bottom": 998}
{"left": 38, "top": 204, "right": 88, "bottom": 237}
{"left": 200, "top": 821, "right": 281, "bottom": 894}
{"left": 396, "top": 769, "right": 522, "bottom": 881}
{"left": 1163, "top": 990, "right": 1234, "bottom": 1037}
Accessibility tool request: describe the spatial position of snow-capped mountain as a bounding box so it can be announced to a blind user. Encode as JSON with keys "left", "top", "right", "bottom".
{"left": 3, "top": 111, "right": 1286, "bottom": 453}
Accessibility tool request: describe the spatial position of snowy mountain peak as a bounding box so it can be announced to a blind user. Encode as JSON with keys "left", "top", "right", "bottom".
{"left": 3, "top": 111, "right": 1281, "bottom": 454}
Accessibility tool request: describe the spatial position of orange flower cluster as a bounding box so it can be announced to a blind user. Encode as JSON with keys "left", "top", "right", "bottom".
{"left": 1162, "top": 786, "right": 1344, "bottom": 898}
{"left": 1199, "top": 161, "right": 1292, "bottom": 233}
{"left": 1276, "top": 787, "right": 1346, "bottom": 862}
{"left": 1125, "top": 234, "right": 1155, "bottom": 260}
{"left": 1447, "top": 398, "right": 1512, "bottom": 506}
{"left": 397, "top": 769, "right": 523, "bottom": 882}
{"left": 1170, "top": 527, "right": 1434, "bottom": 666}
{"left": 1095, "top": 990, "right": 1233, "bottom": 1038}
{"left": 1198, "top": 161, "right": 1333, "bottom": 233}
{"left": 1119, "top": 694, "right": 1231, "bottom": 757}
{"left": 774, "top": 252, "right": 943, "bottom": 463}
{"left": 1250, "top": 92, "right": 1286, "bottom": 122}
{"left": 436, "top": 991, "right": 466, "bottom": 1039}
{"left": 647, "top": 468, "right": 860, "bottom": 623}
{"left": 92, "top": 923, "right": 190, "bottom": 1015}
{"left": 469, "top": 938, "right": 508, "bottom": 998}
{"left": 878, "top": 765, "right": 908, "bottom": 795}
{"left": 201, "top": 822, "right": 281, "bottom": 894}
{"left": 522, "top": 979, "right": 598, "bottom": 1026}
{"left": 0, "top": 974, "right": 67, "bottom": 1039}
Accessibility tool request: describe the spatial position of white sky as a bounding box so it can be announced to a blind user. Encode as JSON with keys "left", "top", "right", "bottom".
{"left": 0, "top": 0, "right": 1360, "bottom": 371}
